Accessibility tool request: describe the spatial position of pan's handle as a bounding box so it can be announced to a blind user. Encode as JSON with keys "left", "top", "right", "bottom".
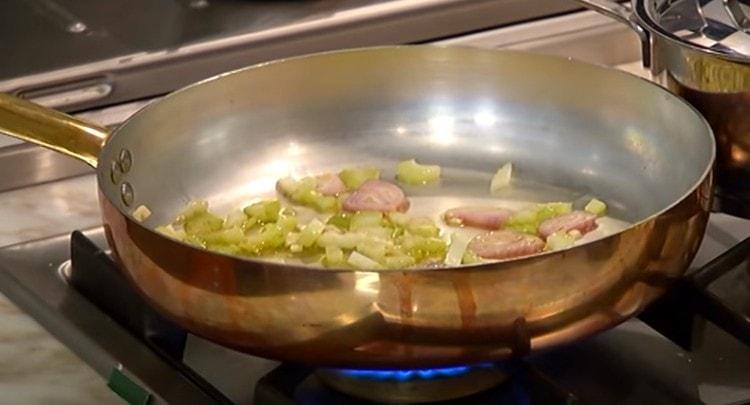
{"left": 0, "top": 93, "right": 109, "bottom": 168}
{"left": 573, "top": 0, "right": 652, "bottom": 68}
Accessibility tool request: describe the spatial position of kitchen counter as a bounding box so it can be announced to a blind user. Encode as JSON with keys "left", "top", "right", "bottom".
{"left": 0, "top": 175, "right": 119, "bottom": 404}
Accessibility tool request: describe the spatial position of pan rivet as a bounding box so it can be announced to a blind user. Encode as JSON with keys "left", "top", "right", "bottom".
{"left": 118, "top": 149, "right": 132, "bottom": 173}
{"left": 120, "top": 182, "right": 134, "bottom": 206}
{"left": 110, "top": 161, "right": 122, "bottom": 184}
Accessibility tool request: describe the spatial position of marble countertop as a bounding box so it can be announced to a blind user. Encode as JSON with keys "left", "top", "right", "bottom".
{"left": 0, "top": 175, "right": 120, "bottom": 404}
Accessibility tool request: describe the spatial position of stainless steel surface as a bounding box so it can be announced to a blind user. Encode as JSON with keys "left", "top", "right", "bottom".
{"left": 436, "top": 10, "right": 641, "bottom": 67}
{"left": 0, "top": 0, "right": 583, "bottom": 112}
{"left": 0, "top": 144, "right": 90, "bottom": 192}
{"left": 578, "top": 0, "right": 750, "bottom": 212}
{"left": 0, "top": 8, "right": 638, "bottom": 195}
{"left": 1, "top": 214, "right": 749, "bottom": 404}
{"left": 0, "top": 98, "right": 154, "bottom": 194}
{"left": 0, "top": 45, "right": 714, "bottom": 366}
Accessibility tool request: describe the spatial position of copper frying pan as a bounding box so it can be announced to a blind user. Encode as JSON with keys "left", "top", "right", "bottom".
{"left": 0, "top": 46, "right": 714, "bottom": 368}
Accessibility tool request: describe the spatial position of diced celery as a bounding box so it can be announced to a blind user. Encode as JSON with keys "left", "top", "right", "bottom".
{"left": 202, "top": 227, "right": 245, "bottom": 245}
{"left": 357, "top": 226, "right": 392, "bottom": 240}
{"left": 184, "top": 234, "right": 206, "bottom": 248}
{"left": 356, "top": 239, "right": 387, "bottom": 263}
{"left": 490, "top": 163, "right": 512, "bottom": 192}
{"left": 584, "top": 198, "right": 607, "bottom": 216}
{"left": 294, "top": 177, "right": 317, "bottom": 195}
{"left": 390, "top": 226, "right": 405, "bottom": 239}
{"left": 402, "top": 234, "right": 447, "bottom": 260}
{"left": 406, "top": 216, "right": 440, "bottom": 237}
{"left": 384, "top": 254, "right": 416, "bottom": 269}
{"left": 286, "top": 231, "right": 301, "bottom": 252}
{"left": 324, "top": 246, "right": 345, "bottom": 267}
{"left": 347, "top": 251, "right": 385, "bottom": 270}
{"left": 536, "top": 202, "right": 573, "bottom": 221}
{"left": 177, "top": 200, "right": 208, "bottom": 223}
{"left": 316, "top": 230, "right": 362, "bottom": 249}
{"left": 546, "top": 231, "right": 576, "bottom": 251}
{"left": 313, "top": 195, "right": 339, "bottom": 212}
{"left": 338, "top": 167, "right": 380, "bottom": 190}
{"left": 276, "top": 215, "right": 299, "bottom": 233}
{"left": 396, "top": 159, "right": 441, "bottom": 185}
{"left": 350, "top": 212, "right": 383, "bottom": 230}
{"left": 184, "top": 212, "right": 223, "bottom": 235}
{"left": 505, "top": 203, "right": 573, "bottom": 235}
{"left": 208, "top": 243, "right": 242, "bottom": 255}
{"left": 262, "top": 224, "right": 286, "bottom": 249}
{"left": 242, "top": 224, "right": 285, "bottom": 254}
{"left": 242, "top": 216, "right": 259, "bottom": 230}
{"left": 243, "top": 200, "right": 281, "bottom": 223}
{"left": 298, "top": 219, "right": 325, "bottom": 247}
{"left": 462, "top": 251, "right": 481, "bottom": 264}
{"left": 327, "top": 212, "right": 352, "bottom": 229}
{"left": 445, "top": 232, "right": 471, "bottom": 266}
{"left": 387, "top": 212, "right": 410, "bottom": 227}
{"left": 276, "top": 177, "right": 299, "bottom": 195}
{"left": 505, "top": 209, "right": 539, "bottom": 235}
{"left": 224, "top": 210, "right": 247, "bottom": 228}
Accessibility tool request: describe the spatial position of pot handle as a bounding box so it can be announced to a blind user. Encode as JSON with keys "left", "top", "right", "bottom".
{"left": 0, "top": 93, "right": 109, "bottom": 168}
{"left": 573, "top": 0, "right": 652, "bottom": 68}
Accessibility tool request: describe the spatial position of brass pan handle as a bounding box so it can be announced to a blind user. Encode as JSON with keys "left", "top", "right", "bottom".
{"left": 0, "top": 93, "right": 110, "bottom": 168}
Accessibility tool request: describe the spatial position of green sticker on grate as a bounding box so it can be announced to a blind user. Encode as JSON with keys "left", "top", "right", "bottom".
{"left": 107, "top": 366, "right": 151, "bottom": 405}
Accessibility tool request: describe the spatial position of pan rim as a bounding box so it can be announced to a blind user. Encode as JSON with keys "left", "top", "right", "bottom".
{"left": 101, "top": 45, "right": 716, "bottom": 273}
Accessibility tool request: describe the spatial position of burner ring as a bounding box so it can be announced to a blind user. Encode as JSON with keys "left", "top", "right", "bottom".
{"left": 315, "top": 364, "right": 507, "bottom": 403}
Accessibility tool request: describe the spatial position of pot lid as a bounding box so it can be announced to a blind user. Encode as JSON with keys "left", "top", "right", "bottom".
{"left": 645, "top": 0, "right": 750, "bottom": 58}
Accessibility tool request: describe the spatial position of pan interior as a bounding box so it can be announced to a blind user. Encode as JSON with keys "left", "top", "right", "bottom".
{"left": 99, "top": 46, "right": 713, "bottom": 235}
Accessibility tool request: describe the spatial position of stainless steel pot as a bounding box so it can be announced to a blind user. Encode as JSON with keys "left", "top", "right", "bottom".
{"left": 576, "top": 0, "right": 750, "bottom": 216}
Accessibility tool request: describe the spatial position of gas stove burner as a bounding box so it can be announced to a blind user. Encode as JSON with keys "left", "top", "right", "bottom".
{"left": 315, "top": 363, "right": 506, "bottom": 403}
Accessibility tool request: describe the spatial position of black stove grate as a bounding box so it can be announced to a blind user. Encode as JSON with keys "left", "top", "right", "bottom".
{"left": 69, "top": 231, "right": 232, "bottom": 404}
{"left": 639, "top": 235, "right": 750, "bottom": 349}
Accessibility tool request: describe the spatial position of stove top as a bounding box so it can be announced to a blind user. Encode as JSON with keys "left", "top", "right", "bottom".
{"left": 0, "top": 214, "right": 749, "bottom": 404}
{"left": 0, "top": 0, "right": 580, "bottom": 113}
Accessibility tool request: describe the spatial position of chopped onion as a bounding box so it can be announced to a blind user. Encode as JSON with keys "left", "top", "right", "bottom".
{"left": 298, "top": 219, "right": 325, "bottom": 247}
{"left": 490, "top": 163, "right": 512, "bottom": 192}
{"left": 546, "top": 231, "right": 576, "bottom": 251}
{"left": 445, "top": 232, "right": 472, "bottom": 266}
{"left": 348, "top": 251, "right": 385, "bottom": 270}
{"left": 155, "top": 224, "right": 185, "bottom": 240}
{"left": 224, "top": 210, "right": 246, "bottom": 228}
{"left": 132, "top": 205, "right": 151, "bottom": 222}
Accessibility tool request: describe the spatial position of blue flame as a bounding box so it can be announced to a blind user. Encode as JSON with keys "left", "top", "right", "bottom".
{"left": 334, "top": 363, "right": 494, "bottom": 382}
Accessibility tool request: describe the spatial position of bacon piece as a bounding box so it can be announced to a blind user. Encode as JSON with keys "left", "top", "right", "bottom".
{"left": 343, "top": 180, "right": 409, "bottom": 212}
{"left": 467, "top": 230, "right": 545, "bottom": 260}
{"left": 443, "top": 206, "right": 513, "bottom": 230}
{"left": 538, "top": 211, "right": 597, "bottom": 239}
